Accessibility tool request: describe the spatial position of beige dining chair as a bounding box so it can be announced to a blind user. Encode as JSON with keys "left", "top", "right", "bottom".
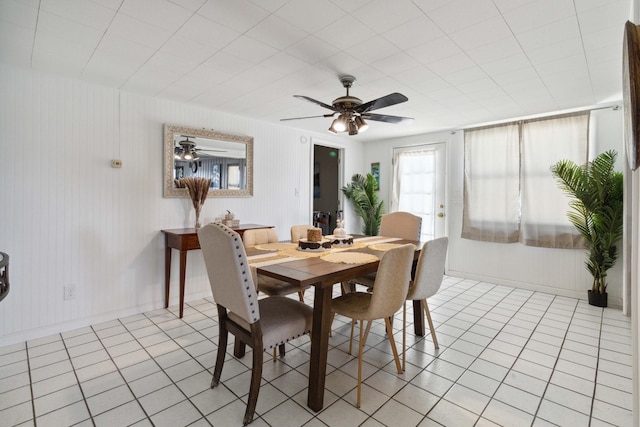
{"left": 290, "top": 224, "right": 314, "bottom": 243}
{"left": 198, "top": 223, "right": 313, "bottom": 425}
{"left": 350, "top": 211, "right": 422, "bottom": 290}
{"left": 243, "top": 228, "right": 308, "bottom": 302}
{"left": 331, "top": 244, "right": 414, "bottom": 408}
{"left": 402, "top": 237, "right": 448, "bottom": 371}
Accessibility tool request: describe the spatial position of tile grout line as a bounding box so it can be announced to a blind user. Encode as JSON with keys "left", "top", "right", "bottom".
{"left": 24, "top": 341, "right": 37, "bottom": 427}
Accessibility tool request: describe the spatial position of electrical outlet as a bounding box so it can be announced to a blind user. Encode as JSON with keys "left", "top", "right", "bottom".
{"left": 111, "top": 159, "right": 122, "bottom": 168}
{"left": 63, "top": 285, "right": 76, "bottom": 301}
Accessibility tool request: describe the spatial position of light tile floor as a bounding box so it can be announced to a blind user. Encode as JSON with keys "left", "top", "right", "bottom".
{"left": 0, "top": 277, "right": 634, "bottom": 426}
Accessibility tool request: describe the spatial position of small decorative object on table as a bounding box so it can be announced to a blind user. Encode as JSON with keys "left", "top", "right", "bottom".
{"left": 298, "top": 227, "right": 332, "bottom": 251}
{"left": 178, "top": 177, "right": 212, "bottom": 229}
{"left": 327, "top": 218, "right": 354, "bottom": 246}
{"left": 223, "top": 210, "right": 236, "bottom": 227}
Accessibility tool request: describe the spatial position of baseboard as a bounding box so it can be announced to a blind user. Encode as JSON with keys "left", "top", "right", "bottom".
{"left": 0, "top": 290, "right": 213, "bottom": 347}
{"left": 447, "top": 270, "right": 623, "bottom": 309}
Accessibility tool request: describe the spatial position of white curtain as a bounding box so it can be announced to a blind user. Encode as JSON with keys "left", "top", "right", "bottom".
{"left": 520, "top": 113, "right": 589, "bottom": 248}
{"left": 462, "top": 123, "right": 520, "bottom": 243}
{"left": 392, "top": 149, "right": 436, "bottom": 241}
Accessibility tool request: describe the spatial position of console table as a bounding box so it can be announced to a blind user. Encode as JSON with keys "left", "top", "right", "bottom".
{"left": 162, "top": 224, "right": 273, "bottom": 318}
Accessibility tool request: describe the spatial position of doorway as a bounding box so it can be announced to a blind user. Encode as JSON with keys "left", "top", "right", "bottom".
{"left": 391, "top": 143, "right": 447, "bottom": 241}
{"left": 312, "top": 144, "right": 342, "bottom": 234}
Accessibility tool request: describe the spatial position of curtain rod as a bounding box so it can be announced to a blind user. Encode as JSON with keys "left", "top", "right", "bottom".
{"left": 451, "top": 103, "right": 621, "bottom": 134}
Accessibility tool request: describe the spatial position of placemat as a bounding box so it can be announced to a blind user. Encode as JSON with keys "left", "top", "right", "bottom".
{"left": 320, "top": 252, "right": 379, "bottom": 264}
{"left": 368, "top": 242, "right": 416, "bottom": 252}
{"left": 280, "top": 248, "right": 328, "bottom": 258}
{"left": 253, "top": 242, "right": 296, "bottom": 251}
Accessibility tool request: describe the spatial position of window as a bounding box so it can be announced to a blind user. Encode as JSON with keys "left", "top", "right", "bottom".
{"left": 462, "top": 112, "right": 589, "bottom": 248}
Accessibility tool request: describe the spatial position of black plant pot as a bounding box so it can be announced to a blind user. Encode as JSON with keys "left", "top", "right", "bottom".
{"left": 588, "top": 290, "right": 608, "bottom": 307}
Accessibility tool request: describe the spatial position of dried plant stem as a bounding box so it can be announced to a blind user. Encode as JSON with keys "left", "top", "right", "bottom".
{"left": 178, "top": 177, "right": 212, "bottom": 228}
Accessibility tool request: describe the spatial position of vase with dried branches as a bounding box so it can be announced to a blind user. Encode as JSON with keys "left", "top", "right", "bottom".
{"left": 178, "top": 177, "right": 212, "bottom": 229}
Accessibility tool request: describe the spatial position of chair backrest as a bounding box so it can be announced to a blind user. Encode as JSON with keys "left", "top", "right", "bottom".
{"left": 380, "top": 212, "right": 422, "bottom": 240}
{"left": 407, "top": 237, "right": 448, "bottom": 301}
{"left": 242, "top": 228, "right": 279, "bottom": 247}
{"left": 290, "top": 224, "right": 314, "bottom": 243}
{"left": 367, "top": 244, "right": 415, "bottom": 319}
{"left": 198, "top": 223, "right": 260, "bottom": 324}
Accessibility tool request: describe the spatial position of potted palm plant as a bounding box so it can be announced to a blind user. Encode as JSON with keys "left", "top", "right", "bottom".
{"left": 550, "top": 150, "right": 624, "bottom": 307}
{"left": 342, "top": 173, "right": 384, "bottom": 236}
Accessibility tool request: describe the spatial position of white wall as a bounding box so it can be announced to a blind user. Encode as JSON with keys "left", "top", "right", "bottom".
{"left": 0, "top": 64, "right": 362, "bottom": 345}
{"left": 363, "top": 107, "right": 625, "bottom": 305}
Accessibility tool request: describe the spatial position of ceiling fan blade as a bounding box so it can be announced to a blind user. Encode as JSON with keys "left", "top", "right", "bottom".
{"left": 356, "top": 93, "right": 408, "bottom": 113}
{"left": 294, "top": 95, "right": 339, "bottom": 112}
{"left": 362, "top": 113, "right": 414, "bottom": 125}
{"left": 280, "top": 113, "right": 336, "bottom": 121}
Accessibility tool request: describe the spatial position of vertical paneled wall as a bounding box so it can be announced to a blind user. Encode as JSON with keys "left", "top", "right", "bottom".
{"left": 0, "top": 64, "right": 361, "bottom": 344}
{"left": 362, "top": 108, "right": 625, "bottom": 306}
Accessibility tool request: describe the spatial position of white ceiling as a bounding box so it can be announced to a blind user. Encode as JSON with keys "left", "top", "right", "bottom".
{"left": 0, "top": 0, "right": 631, "bottom": 141}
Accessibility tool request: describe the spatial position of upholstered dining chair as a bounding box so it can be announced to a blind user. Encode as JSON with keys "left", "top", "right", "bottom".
{"left": 290, "top": 224, "right": 314, "bottom": 243}
{"left": 331, "top": 244, "right": 415, "bottom": 408}
{"left": 242, "top": 228, "right": 308, "bottom": 302}
{"left": 350, "top": 211, "right": 422, "bottom": 290}
{"left": 198, "top": 223, "right": 313, "bottom": 425}
{"left": 402, "top": 237, "right": 448, "bottom": 371}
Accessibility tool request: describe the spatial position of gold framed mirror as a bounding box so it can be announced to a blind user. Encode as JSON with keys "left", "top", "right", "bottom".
{"left": 163, "top": 124, "right": 253, "bottom": 198}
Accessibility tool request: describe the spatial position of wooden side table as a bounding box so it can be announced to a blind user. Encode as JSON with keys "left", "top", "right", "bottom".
{"left": 162, "top": 224, "right": 273, "bottom": 318}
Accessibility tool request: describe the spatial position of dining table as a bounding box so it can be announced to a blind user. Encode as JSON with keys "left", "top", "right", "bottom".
{"left": 247, "top": 236, "right": 423, "bottom": 412}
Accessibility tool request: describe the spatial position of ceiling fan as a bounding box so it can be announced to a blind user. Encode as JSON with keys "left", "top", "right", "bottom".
{"left": 174, "top": 136, "right": 225, "bottom": 161}
{"left": 281, "top": 75, "right": 414, "bottom": 135}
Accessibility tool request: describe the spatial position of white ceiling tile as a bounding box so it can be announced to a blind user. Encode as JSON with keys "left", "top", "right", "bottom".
{"left": 427, "top": 0, "right": 499, "bottom": 33}
{"left": 180, "top": 63, "right": 234, "bottom": 87}
{"left": 371, "top": 52, "right": 422, "bottom": 76}
{"left": 159, "top": 36, "right": 218, "bottom": 64}
{"left": 353, "top": 0, "right": 423, "bottom": 33}
{"left": 40, "top": 0, "right": 116, "bottom": 31}
{"left": 168, "top": 0, "right": 207, "bottom": 12}
{"left": 284, "top": 35, "right": 341, "bottom": 65}
{"left": 444, "top": 66, "right": 489, "bottom": 86}
{"left": 106, "top": 13, "right": 173, "bottom": 50}
{"left": 492, "top": 66, "right": 540, "bottom": 86}
{"left": 197, "top": 0, "right": 269, "bottom": 33}
{"left": 313, "top": 15, "right": 376, "bottom": 50}
{"left": 480, "top": 53, "right": 532, "bottom": 75}
{"left": 349, "top": 36, "right": 402, "bottom": 65}
{"left": 449, "top": 16, "right": 513, "bottom": 51}
{"left": 527, "top": 37, "right": 584, "bottom": 65}
{"left": 245, "top": 15, "right": 309, "bottom": 50}
{"left": 465, "top": 38, "right": 523, "bottom": 65}
{"left": 428, "top": 52, "right": 476, "bottom": 75}
{"left": 577, "top": 0, "right": 630, "bottom": 34}
{"left": 382, "top": 16, "right": 444, "bottom": 50}
{"left": 534, "top": 54, "right": 589, "bottom": 79}
{"left": 37, "top": 10, "right": 103, "bottom": 48}
{"left": 119, "top": 0, "right": 193, "bottom": 33}
{"left": 0, "top": 21, "right": 33, "bottom": 67}
{"left": 502, "top": 0, "right": 576, "bottom": 34}
{"left": 260, "top": 52, "right": 311, "bottom": 75}
{"left": 275, "top": 0, "right": 344, "bottom": 33}
{"left": 315, "top": 52, "right": 365, "bottom": 78}
{"left": 89, "top": 0, "right": 123, "bottom": 11}
{"left": 492, "top": 0, "right": 538, "bottom": 13}
{"left": 248, "top": 0, "right": 290, "bottom": 13}
{"left": 176, "top": 14, "right": 240, "bottom": 50}
{"left": 515, "top": 16, "right": 580, "bottom": 51}
{"left": 0, "top": 0, "right": 38, "bottom": 29}
{"left": 82, "top": 51, "right": 142, "bottom": 87}
{"left": 581, "top": 24, "right": 623, "bottom": 51}
{"left": 407, "top": 37, "right": 463, "bottom": 65}
{"left": 202, "top": 51, "right": 254, "bottom": 76}
{"left": 412, "top": 0, "right": 456, "bottom": 14}
{"left": 221, "top": 35, "right": 278, "bottom": 65}
{"left": 92, "top": 32, "right": 155, "bottom": 65}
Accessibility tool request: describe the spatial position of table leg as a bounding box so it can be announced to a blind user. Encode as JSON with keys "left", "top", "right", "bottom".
{"left": 179, "top": 250, "right": 187, "bottom": 318}
{"left": 308, "top": 283, "right": 332, "bottom": 411}
{"left": 164, "top": 239, "right": 172, "bottom": 309}
{"left": 413, "top": 300, "right": 425, "bottom": 336}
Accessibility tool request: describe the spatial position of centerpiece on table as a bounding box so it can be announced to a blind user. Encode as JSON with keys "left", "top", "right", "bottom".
{"left": 177, "top": 177, "right": 212, "bottom": 229}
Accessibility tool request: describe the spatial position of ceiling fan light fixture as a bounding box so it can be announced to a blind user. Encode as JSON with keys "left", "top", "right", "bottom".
{"left": 183, "top": 150, "right": 193, "bottom": 160}
{"left": 327, "top": 121, "right": 338, "bottom": 134}
{"left": 348, "top": 119, "right": 358, "bottom": 135}
{"left": 355, "top": 116, "right": 368, "bottom": 133}
{"left": 333, "top": 115, "right": 347, "bottom": 132}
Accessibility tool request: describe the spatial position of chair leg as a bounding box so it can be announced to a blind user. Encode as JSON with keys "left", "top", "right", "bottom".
{"left": 298, "top": 290, "right": 305, "bottom": 302}
{"left": 244, "top": 341, "right": 263, "bottom": 426}
{"left": 212, "top": 326, "right": 228, "bottom": 388}
{"left": 272, "top": 348, "right": 277, "bottom": 361}
{"left": 357, "top": 319, "right": 363, "bottom": 408}
{"left": 279, "top": 343, "right": 286, "bottom": 358}
{"left": 423, "top": 299, "right": 439, "bottom": 349}
{"left": 384, "top": 317, "right": 403, "bottom": 374}
{"left": 402, "top": 301, "right": 406, "bottom": 372}
{"left": 348, "top": 319, "right": 355, "bottom": 355}
{"left": 362, "top": 320, "right": 372, "bottom": 348}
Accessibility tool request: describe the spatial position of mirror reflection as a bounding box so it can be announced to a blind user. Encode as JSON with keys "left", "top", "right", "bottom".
{"left": 164, "top": 124, "right": 253, "bottom": 198}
